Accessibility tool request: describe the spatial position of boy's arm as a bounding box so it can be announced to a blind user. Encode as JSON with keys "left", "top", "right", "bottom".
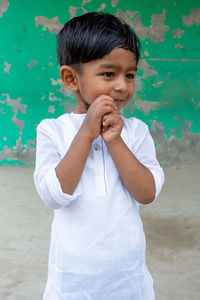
{"left": 106, "top": 138, "right": 156, "bottom": 205}
{"left": 102, "top": 111, "right": 158, "bottom": 205}
{"left": 55, "top": 96, "right": 116, "bottom": 194}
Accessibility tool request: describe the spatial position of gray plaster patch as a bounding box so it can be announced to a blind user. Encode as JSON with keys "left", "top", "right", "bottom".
{"left": 150, "top": 120, "right": 200, "bottom": 165}
{"left": 48, "top": 93, "right": 61, "bottom": 102}
{"left": 50, "top": 78, "right": 73, "bottom": 98}
{"left": 0, "top": 137, "right": 36, "bottom": 164}
{"left": 69, "top": 6, "right": 80, "bottom": 18}
{"left": 175, "top": 44, "right": 184, "bottom": 49}
{"left": 144, "top": 51, "right": 150, "bottom": 57}
{"left": 3, "top": 61, "right": 11, "bottom": 73}
{"left": 111, "top": 0, "right": 119, "bottom": 8}
{"left": 2, "top": 94, "right": 27, "bottom": 134}
{"left": 82, "top": 0, "right": 91, "bottom": 5}
{"left": 27, "top": 61, "right": 38, "bottom": 68}
{"left": 35, "top": 16, "right": 63, "bottom": 34}
{"left": 182, "top": 8, "right": 200, "bottom": 27}
{"left": 152, "top": 81, "right": 164, "bottom": 88}
{"left": 48, "top": 105, "right": 55, "bottom": 114}
{"left": 135, "top": 99, "right": 158, "bottom": 115}
{"left": 97, "top": 3, "right": 106, "bottom": 11}
{"left": 137, "top": 59, "right": 158, "bottom": 79}
{"left": 0, "top": 0, "right": 9, "bottom": 18}
{"left": 116, "top": 9, "right": 169, "bottom": 43}
{"left": 172, "top": 28, "right": 184, "bottom": 38}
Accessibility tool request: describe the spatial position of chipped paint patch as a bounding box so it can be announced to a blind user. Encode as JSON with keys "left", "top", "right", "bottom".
{"left": 0, "top": 0, "right": 9, "bottom": 18}
{"left": 97, "top": 3, "right": 106, "bottom": 11}
{"left": 173, "top": 28, "right": 184, "bottom": 38}
{"left": 1, "top": 94, "right": 27, "bottom": 134}
{"left": 3, "top": 61, "right": 11, "bottom": 73}
{"left": 48, "top": 92, "right": 61, "bottom": 102}
{"left": 48, "top": 105, "right": 55, "bottom": 114}
{"left": 0, "top": 137, "right": 35, "bottom": 164}
{"left": 116, "top": 9, "right": 169, "bottom": 43}
{"left": 152, "top": 81, "right": 164, "bottom": 88}
{"left": 50, "top": 78, "right": 73, "bottom": 97}
{"left": 175, "top": 44, "right": 184, "bottom": 49}
{"left": 182, "top": 8, "right": 200, "bottom": 26}
{"left": 82, "top": 0, "right": 92, "bottom": 5}
{"left": 35, "top": 16, "right": 63, "bottom": 34}
{"left": 151, "top": 121, "right": 200, "bottom": 165}
{"left": 135, "top": 99, "right": 158, "bottom": 115}
{"left": 69, "top": 6, "right": 80, "bottom": 18}
{"left": 111, "top": 0, "right": 119, "bottom": 8}
{"left": 27, "top": 61, "right": 38, "bottom": 68}
{"left": 137, "top": 59, "right": 158, "bottom": 79}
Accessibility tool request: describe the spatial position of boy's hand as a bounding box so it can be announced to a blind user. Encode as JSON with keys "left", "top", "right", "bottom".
{"left": 101, "top": 110, "right": 123, "bottom": 144}
{"left": 80, "top": 95, "right": 117, "bottom": 142}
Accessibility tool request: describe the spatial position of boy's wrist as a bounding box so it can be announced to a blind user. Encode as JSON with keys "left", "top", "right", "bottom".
{"left": 78, "top": 127, "right": 95, "bottom": 144}
{"left": 105, "top": 136, "right": 124, "bottom": 149}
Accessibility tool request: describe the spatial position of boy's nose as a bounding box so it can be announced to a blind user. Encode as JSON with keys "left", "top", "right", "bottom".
{"left": 114, "top": 76, "right": 128, "bottom": 93}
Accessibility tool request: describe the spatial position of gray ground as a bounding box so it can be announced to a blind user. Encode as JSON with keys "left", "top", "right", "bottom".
{"left": 0, "top": 163, "right": 200, "bottom": 300}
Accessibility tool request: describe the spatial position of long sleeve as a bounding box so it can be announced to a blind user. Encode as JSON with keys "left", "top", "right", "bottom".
{"left": 34, "top": 119, "right": 81, "bottom": 209}
{"left": 129, "top": 118, "right": 165, "bottom": 203}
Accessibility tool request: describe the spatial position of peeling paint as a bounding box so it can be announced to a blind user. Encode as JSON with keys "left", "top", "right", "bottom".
{"left": 50, "top": 78, "right": 73, "bottom": 97}
{"left": 152, "top": 81, "right": 164, "bottom": 88}
{"left": 1, "top": 94, "right": 26, "bottom": 134}
{"left": 144, "top": 51, "right": 150, "bottom": 57}
{"left": 35, "top": 16, "right": 63, "bottom": 34}
{"left": 182, "top": 8, "right": 200, "bottom": 26}
{"left": 137, "top": 59, "right": 158, "bottom": 79}
{"left": 172, "top": 28, "right": 184, "bottom": 38}
{"left": 175, "top": 44, "right": 184, "bottom": 49}
{"left": 69, "top": 6, "right": 80, "bottom": 18}
{"left": 97, "top": 3, "right": 106, "bottom": 11}
{"left": 82, "top": 0, "right": 92, "bottom": 5}
{"left": 116, "top": 9, "right": 169, "bottom": 43}
{"left": 27, "top": 61, "right": 38, "bottom": 68}
{"left": 151, "top": 121, "right": 200, "bottom": 165}
{"left": 1, "top": 1, "right": 200, "bottom": 166}
{"left": 135, "top": 99, "right": 158, "bottom": 115}
{"left": 0, "top": 0, "right": 9, "bottom": 18}
{"left": 3, "top": 61, "right": 11, "bottom": 73}
{"left": 48, "top": 92, "right": 61, "bottom": 102}
{"left": 0, "top": 137, "right": 35, "bottom": 164}
{"left": 48, "top": 105, "right": 55, "bottom": 114}
{"left": 111, "top": 0, "right": 119, "bottom": 8}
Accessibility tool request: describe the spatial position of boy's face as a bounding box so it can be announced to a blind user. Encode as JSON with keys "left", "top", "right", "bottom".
{"left": 74, "top": 48, "right": 137, "bottom": 113}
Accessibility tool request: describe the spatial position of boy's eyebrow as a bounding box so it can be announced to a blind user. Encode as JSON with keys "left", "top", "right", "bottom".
{"left": 98, "top": 63, "right": 137, "bottom": 71}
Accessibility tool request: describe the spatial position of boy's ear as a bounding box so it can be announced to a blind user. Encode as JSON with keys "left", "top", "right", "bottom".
{"left": 60, "top": 65, "right": 78, "bottom": 91}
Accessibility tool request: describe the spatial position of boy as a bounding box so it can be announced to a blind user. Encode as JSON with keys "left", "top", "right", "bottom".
{"left": 34, "top": 12, "right": 164, "bottom": 300}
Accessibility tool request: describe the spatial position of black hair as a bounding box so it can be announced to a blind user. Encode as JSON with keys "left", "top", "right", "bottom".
{"left": 57, "top": 12, "right": 141, "bottom": 71}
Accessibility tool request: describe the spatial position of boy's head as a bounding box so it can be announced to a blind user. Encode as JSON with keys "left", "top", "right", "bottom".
{"left": 58, "top": 12, "right": 141, "bottom": 113}
{"left": 57, "top": 12, "right": 141, "bottom": 72}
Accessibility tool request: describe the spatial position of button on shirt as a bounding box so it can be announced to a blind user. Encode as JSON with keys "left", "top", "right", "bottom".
{"left": 34, "top": 112, "right": 164, "bottom": 300}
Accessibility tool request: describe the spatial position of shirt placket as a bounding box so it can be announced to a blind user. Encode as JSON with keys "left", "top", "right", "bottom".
{"left": 92, "top": 136, "right": 107, "bottom": 196}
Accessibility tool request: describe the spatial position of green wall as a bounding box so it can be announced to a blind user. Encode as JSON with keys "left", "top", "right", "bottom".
{"left": 0, "top": 0, "right": 200, "bottom": 165}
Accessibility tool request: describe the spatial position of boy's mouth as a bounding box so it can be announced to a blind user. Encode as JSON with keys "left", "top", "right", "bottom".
{"left": 114, "top": 99, "right": 124, "bottom": 107}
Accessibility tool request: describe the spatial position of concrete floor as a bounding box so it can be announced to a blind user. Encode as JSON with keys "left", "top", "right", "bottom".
{"left": 0, "top": 163, "right": 200, "bottom": 300}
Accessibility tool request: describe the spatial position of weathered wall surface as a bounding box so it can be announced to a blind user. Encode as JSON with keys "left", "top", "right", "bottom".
{"left": 0, "top": 0, "right": 200, "bottom": 165}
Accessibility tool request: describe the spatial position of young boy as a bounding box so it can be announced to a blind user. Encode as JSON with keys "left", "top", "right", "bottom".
{"left": 34, "top": 12, "right": 164, "bottom": 300}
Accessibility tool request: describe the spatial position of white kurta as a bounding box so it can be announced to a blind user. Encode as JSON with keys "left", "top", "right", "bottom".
{"left": 34, "top": 112, "right": 164, "bottom": 300}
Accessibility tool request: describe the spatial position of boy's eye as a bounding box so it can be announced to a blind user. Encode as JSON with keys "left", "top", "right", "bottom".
{"left": 126, "top": 73, "right": 135, "bottom": 79}
{"left": 103, "top": 72, "right": 114, "bottom": 77}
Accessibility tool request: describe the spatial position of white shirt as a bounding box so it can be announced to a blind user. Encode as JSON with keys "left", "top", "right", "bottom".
{"left": 34, "top": 112, "right": 164, "bottom": 300}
